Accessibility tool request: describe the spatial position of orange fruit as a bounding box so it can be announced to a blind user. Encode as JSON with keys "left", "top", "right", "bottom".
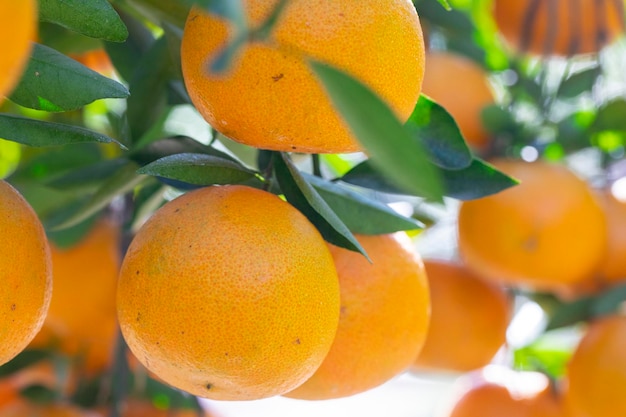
{"left": 180, "top": 0, "right": 425, "bottom": 153}
{"left": 412, "top": 260, "right": 511, "bottom": 373}
{"left": 0, "top": 180, "right": 52, "bottom": 365}
{"left": 116, "top": 185, "right": 340, "bottom": 400}
{"left": 565, "top": 315, "right": 626, "bottom": 417}
{"left": 421, "top": 52, "right": 495, "bottom": 150}
{"left": 285, "top": 233, "right": 430, "bottom": 400}
{"left": 0, "top": 0, "right": 36, "bottom": 101}
{"left": 30, "top": 219, "right": 120, "bottom": 375}
{"left": 595, "top": 190, "right": 626, "bottom": 284}
{"left": 70, "top": 49, "right": 114, "bottom": 76}
{"left": 457, "top": 159, "right": 606, "bottom": 291}
{"left": 493, "top": 0, "right": 625, "bottom": 56}
{"left": 449, "top": 366, "right": 567, "bottom": 417}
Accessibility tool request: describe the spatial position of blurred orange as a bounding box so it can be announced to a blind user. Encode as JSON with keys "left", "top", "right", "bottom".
{"left": 458, "top": 159, "right": 606, "bottom": 292}
{"left": 70, "top": 49, "right": 114, "bottom": 76}
{"left": 30, "top": 219, "right": 121, "bottom": 375}
{"left": 412, "top": 260, "right": 511, "bottom": 373}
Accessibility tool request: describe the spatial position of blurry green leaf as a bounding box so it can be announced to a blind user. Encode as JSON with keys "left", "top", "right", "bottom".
{"left": 341, "top": 158, "right": 517, "bottom": 200}
{"left": 47, "top": 214, "right": 99, "bottom": 249}
{"left": 592, "top": 99, "right": 626, "bottom": 132}
{"left": 38, "top": 22, "right": 103, "bottom": 55}
{"left": 557, "top": 65, "right": 601, "bottom": 99}
{"left": 305, "top": 174, "right": 423, "bottom": 235}
{"left": 416, "top": 0, "right": 474, "bottom": 34}
{"left": 273, "top": 153, "right": 367, "bottom": 257}
{"left": 482, "top": 104, "right": 517, "bottom": 135}
{"left": 0, "top": 350, "right": 50, "bottom": 377}
{"left": 9, "top": 44, "right": 129, "bottom": 112}
{"left": 127, "top": 36, "right": 172, "bottom": 142}
{"left": 0, "top": 114, "right": 125, "bottom": 148}
{"left": 513, "top": 330, "right": 578, "bottom": 379}
{"left": 0, "top": 139, "right": 21, "bottom": 179}
{"left": 50, "top": 162, "right": 150, "bottom": 230}
{"left": 131, "top": 136, "right": 237, "bottom": 165}
{"left": 46, "top": 158, "right": 129, "bottom": 192}
{"left": 39, "top": 0, "right": 128, "bottom": 42}
{"left": 104, "top": 9, "right": 155, "bottom": 82}
{"left": 20, "top": 385, "right": 58, "bottom": 404}
{"left": 437, "top": 0, "right": 452, "bottom": 10}
{"left": 311, "top": 60, "right": 443, "bottom": 201}
{"left": 441, "top": 158, "right": 518, "bottom": 200}
{"left": 406, "top": 95, "right": 472, "bottom": 169}
{"left": 591, "top": 284, "right": 626, "bottom": 317}
{"left": 546, "top": 296, "right": 594, "bottom": 331}
{"left": 137, "top": 153, "right": 258, "bottom": 186}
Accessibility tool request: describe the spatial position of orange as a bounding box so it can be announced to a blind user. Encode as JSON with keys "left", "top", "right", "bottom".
{"left": 180, "top": 0, "right": 425, "bottom": 153}
{"left": 421, "top": 52, "right": 495, "bottom": 150}
{"left": 0, "top": 0, "right": 36, "bottom": 101}
{"left": 449, "top": 366, "right": 567, "bottom": 417}
{"left": 285, "top": 233, "right": 430, "bottom": 400}
{"left": 116, "top": 185, "right": 340, "bottom": 400}
{"left": 595, "top": 190, "right": 626, "bottom": 284}
{"left": 70, "top": 49, "right": 114, "bottom": 76}
{"left": 30, "top": 219, "right": 120, "bottom": 375}
{"left": 457, "top": 159, "right": 606, "bottom": 291}
{"left": 0, "top": 180, "right": 52, "bottom": 365}
{"left": 564, "top": 315, "right": 626, "bottom": 417}
{"left": 412, "top": 260, "right": 511, "bottom": 373}
{"left": 493, "top": 0, "right": 625, "bottom": 56}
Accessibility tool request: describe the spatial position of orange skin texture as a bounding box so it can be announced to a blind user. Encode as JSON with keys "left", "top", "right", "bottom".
{"left": 0, "top": 180, "right": 52, "bottom": 365}
{"left": 116, "top": 185, "right": 340, "bottom": 401}
{"left": 458, "top": 159, "right": 606, "bottom": 291}
{"left": 412, "top": 260, "right": 511, "bottom": 373}
{"left": 0, "top": 0, "right": 36, "bottom": 101}
{"left": 493, "top": 0, "right": 625, "bottom": 56}
{"left": 285, "top": 233, "right": 430, "bottom": 400}
{"left": 180, "top": 0, "right": 425, "bottom": 154}
{"left": 421, "top": 52, "right": 495, "bottom": 150}
{"left": 29, "top": 219, "right": 120, "bottom": 375}
{"left": 565, "top": 315, "right": 626, "bottom": 417}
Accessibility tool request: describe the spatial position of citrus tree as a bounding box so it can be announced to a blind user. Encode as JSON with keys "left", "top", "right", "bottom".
{"left": 1, "top": 0, "right": 626, "bottom": 416}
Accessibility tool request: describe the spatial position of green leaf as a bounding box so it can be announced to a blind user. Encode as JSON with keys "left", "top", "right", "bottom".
{"left": 126, "top": 36, "right": 172, "bottom": 142}
{"left": 305, "top": 174, "right": 423, "bottom": 234}
{"left": 0, "top": 350, "right": 50, "bottom": 377}
{"left": 341, "top": 159, "right": 517, "bottom": 200}
{"left": 592, "top": 99, "right": 626, "bottom": 132}
{"left": 137, "top": 153, "right": 258, "bottom": 186}
{"left": 513, "top": 330, "right": 577, "bottom": 379}
{"left": 591, "top": 283, "right": 626, "bottom": 317}
{"left": 0, "top": 114, "right": 125, "bottom": 148}
{"left": 441, "top": 158, "right": 519, "bottom": 200}
{"left": 45, "top": 158, "right": 129, "bottom": 192}
{"left": 39, "top": 0, "right": 128, "bottom": 42}
{"left": 545, "top": 296, "right": 594, "bottom": 331}
{"left": 50, "top": 162, "right": 150, "bottom": 230}
{"left": 310, "top": 60, "right": 443, "bottom": 201}
{"left": 557, "top": 65, "right": 601, "bottom": 99}
{"left": 273, "top": 153, "right": 368, "bottom": 257}
{"left": 406, "top": 95, "right": 472, "bottom": 169}
{"left": 9, "top": 44, "right": 129, "bottom": 112}
{"left": 47, "top": 214, "right": 100, "bottom": 249}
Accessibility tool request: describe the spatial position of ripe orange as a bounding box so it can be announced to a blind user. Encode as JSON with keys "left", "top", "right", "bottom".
{"left": 493, "top": 0, "right": 625, "bottom": 56}
{"left": 412, "top": 260, "right": 511, "bottom": 373}
{"left": 0, "top": 0, "right": 36, "bottom": 101}
{"left": 0, "top": 180, "right": 52, "bottom": 365}
{"left": 564, "top": 315, "right": 626, "bottom": 417}
{"left": 457, "top": 159, "right": 606, "bottom": 291}
{"left": 29, "top": 219, "right": 120, "bottom": 375}
{"left": 116, "top": 185, "right": 340, "bottom": 400}
{"left": 595, "top": 190, "right": 626, "bottom": 284}
{"left": 449, "top": 366, "right": 567, "bottom": 417}
{"left": 285, "top": 233, "right": 430, "bottom": 400}
{"left": 180, "top": 0, "right": 425, "bottom": 154}
{"left": 70, "top": 49, "right": 114, "bottom": 76}
{"left": 421, "top": 52, "right": 495, "bottom": 150}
